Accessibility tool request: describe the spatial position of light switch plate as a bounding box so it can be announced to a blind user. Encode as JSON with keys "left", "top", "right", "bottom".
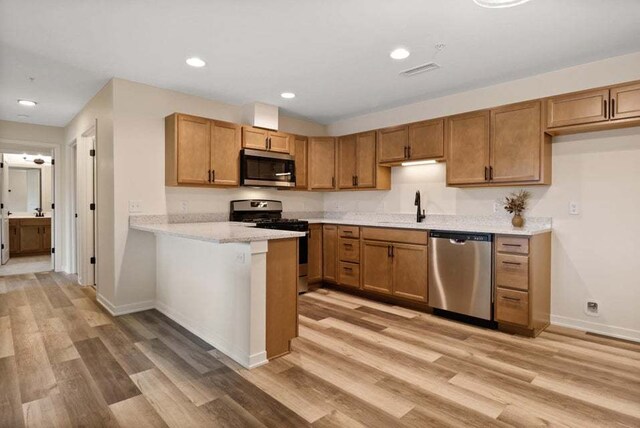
{"left": 128, "top": 200, "right": 142, "bottom": 213}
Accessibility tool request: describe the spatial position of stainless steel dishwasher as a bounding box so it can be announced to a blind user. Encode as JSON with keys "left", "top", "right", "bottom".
{"left": 428, "top": 231, "right": 493, "bottom": 320}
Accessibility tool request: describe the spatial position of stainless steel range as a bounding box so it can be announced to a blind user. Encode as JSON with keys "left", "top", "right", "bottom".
{"left": 230, "top": 200, "right": 309, "bottom": 293}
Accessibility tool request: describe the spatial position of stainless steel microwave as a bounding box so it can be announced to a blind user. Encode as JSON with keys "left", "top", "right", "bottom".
{"left": 240, "top": 149, "right": 296, "bottom": 187}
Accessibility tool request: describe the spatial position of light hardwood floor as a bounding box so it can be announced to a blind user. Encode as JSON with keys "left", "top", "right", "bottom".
{"left": 1, "top": 272, "right": 639, "bottom": 427}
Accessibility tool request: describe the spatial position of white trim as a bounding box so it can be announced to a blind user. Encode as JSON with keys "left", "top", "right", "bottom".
{"left": 155, "top": 300, "right": 268, "bottom": 369}
{"left": 551, "top": 314, "right": 640, "bottom": 343}
{"left": 96, "top": 293, "right": 154, "bottom": 316}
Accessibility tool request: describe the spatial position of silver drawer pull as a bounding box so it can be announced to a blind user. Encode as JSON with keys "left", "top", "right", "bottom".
{"left": 502, "top": 261, "right": 522, "bottom": 266}
{"left": 503, "top": 243, "right": 522, "bottom": 247}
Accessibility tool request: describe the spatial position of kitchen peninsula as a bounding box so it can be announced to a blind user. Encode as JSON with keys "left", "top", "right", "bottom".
{"left": 130, "top": 219, "right": 304, "bottom": 368}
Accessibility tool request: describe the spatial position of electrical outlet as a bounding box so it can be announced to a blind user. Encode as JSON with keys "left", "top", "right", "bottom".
{"left": 180, "top": 201, "right": 188, "bottom": 213}
{"left": 585, "top": 300, "right": 599, "bottom": 317}
{"left": 569, "top": 201, "right": 580, "bottom": 215}
{"left": 235, "top": 253, "right": 246, "bottom": 264}
{"left": 128, "top": 200, "right": 142, "bottom": 213}
{"left": 493, "top": 202, "right": 502, "bottom": 214}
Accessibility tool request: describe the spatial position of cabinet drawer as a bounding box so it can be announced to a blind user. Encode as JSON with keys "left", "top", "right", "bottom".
{"left": 361, "top": 227, "right": 428, "bottom": 245}
{"left": 496, "top": 254, "right": 529, "bottom": 291}
{"left": 496, "top": 236, "right": 529, "bottom": 254}
{"left": 338, "top": 262, "right": 360, "bottom": 288}
{"left": 338, "top": 238, "right": 360, "bottom": 263}
{"left": 338, "top": 225, "right": 360, "bottom": 238}
{"left": 19, "top": 218, "right": 51, "bottom": 226}
{"left": 496, "top": 288, "right": 529, "bottom": 326}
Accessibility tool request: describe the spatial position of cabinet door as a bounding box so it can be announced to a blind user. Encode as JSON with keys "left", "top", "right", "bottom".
{"left": 408, "top": 119, "right": 444, "bottom": 160}
{"left": 242, "top": 126, "right": 268, "bottom": 150}
{"left": 294, "top": 136, "right": 308, "bottom": 189}
{"left": 378, "top": 126, "right": 408, "bottom": 164}
{"left": 446, "top": 110, "right": 490, "bottom": 185}
{"left": 309, "top": 138, "right": 336, "bottom": 190}
{"left": 268, "top": 131, "right": 291, "bottom": 153}
{"left": 337, "top": 135, "right": 357, "bottom": 189}
{"left": 361, "top": 240, "right": 392, "bottom": 295}
{"left": 19, "top": 225, "right": 42, "bottom": 253}
{"left": 42, "top": 225, "right": 52, "bottom": 251}
{"left": 392, "top": 244, "right": 428, "bottom": 302}
{"left": 546, "top": 89, "right": 609, "bottom": 128}
{"left": 177, "top": 115, "right": 211, "bottom": 185}
{"left": 308, "top": 224, "right": 323, "bottom": 283}
{"left": 356, "top": 131, "right": 377, "bottom": 188}
{"left": 610, "top": 82, "right": 640, "bottom": 120}
{"left": 322, "top": 225, "right": 338, "bottom": 283}
{"left": 211, "top": 121, "right": 241, "bottom": 186}
{"left": 491, "top": 101, "right": 542, "bottom": 183}
{"left": 9, "top": 224, "right": 20, "bottom": 254}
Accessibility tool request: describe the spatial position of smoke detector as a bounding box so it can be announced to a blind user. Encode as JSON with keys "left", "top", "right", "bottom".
{"left": 400, "top": 62, "right": 441, "bottom": 77}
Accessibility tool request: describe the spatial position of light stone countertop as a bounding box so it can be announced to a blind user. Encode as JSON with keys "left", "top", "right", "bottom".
{"left": 130, "top": 221, "right": 305, "bottom": 243}
{"left": 8, "top": 215, "right": 52, "bottom": 220}
{"left": 302, "top": 217, "right": 551, "bottom": 236}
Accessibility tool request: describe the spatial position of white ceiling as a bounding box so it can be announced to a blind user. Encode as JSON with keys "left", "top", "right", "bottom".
{"left": 1, "top": 0, "right": 640, "bottom": 127}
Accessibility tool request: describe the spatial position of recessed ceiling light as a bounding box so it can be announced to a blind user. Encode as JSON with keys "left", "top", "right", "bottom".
{"left": 473, "top": 0, "right": 532, "bottom": 8}
{"left": 280, "top": 92, "right": 295, "bottom": 99}
{"left": 18, "top": 99, "right": 37, "bottom": 107}
{"left": 390, "top": 48, "right": 410, "bottom": 60}
{"left": 186, "top": 57, "right": 206, "bottom": 67}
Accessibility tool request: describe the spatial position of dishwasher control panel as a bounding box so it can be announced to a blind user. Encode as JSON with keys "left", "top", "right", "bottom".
{"left": 429, "top": 230, "right": 493, "bottom": 242}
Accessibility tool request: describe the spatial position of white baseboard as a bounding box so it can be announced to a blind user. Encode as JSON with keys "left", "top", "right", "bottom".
{"left": 96, "top": 294, "right": 155, "bottom": 316}
{"left": 155, "top": 300, "right": 267, "bottom": 369}
{"left": 551, "top": 314, "right": 640, "bottom": 343}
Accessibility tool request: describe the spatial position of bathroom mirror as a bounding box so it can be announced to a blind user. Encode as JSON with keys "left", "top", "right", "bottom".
{"left": 7, "top": 167, "right": 44, "bottom": 213}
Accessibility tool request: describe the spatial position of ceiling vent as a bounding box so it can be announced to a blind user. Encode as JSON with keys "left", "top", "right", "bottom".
{"left": 400, "top": 62, "right": 441, "bottom": 77}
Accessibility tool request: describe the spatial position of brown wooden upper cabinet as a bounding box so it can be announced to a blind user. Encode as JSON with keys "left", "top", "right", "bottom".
{"left": 546, "top": 88, "right": 610, "bottom": 129}
{"left": 308, "top": 137, "right": 336, "bottom": 190}
{"left": 337, "top": 131, "right": 389, "bottom": 190}
{"left": 378, "top": 119, "right": 445, "bottom": 165}
{"left": 165, "top": 113, "right": 241, "bottom": 187}
{"left": 293, "top": 135, "right": 308, "bottom": 189}
{"left": 242, "top": 126, "right": 291, "bottom": 154}
{"left": 546, "top": 81, "right": 640, "bottom": 134}
{"left": 446, "top": 110, "right": 491, "bottom": 186}
{"left": 446, "top": 102, "right": 551, "bottom": 187}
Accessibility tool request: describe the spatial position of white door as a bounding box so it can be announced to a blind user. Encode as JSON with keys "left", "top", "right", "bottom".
{"left": 1, "top": 155, "right": 9, "bottom": 264}
{"left": 76, "top": 135, "right": 96, "bottom": 286}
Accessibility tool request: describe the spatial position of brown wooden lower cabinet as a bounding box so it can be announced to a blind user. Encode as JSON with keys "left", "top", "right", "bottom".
{"left": 318, "top": 224, "right": 551, "bottom": 338}
{"left": 265, "top": 238, "right": 298, "bottom": 359}
{"left": 307, "top": 224, "right": 323, "bottom": 283}
{"left": 494, "top": 233, "right": 551, "bottom": 337}
{"left": 361, "top": 240, "right": 393, "bottom": 295}
{"left": 9, "top": 218, "right": 52, "bottom": 256}
{"left": 322, "top": 225, "right": 338, "bottom": 283}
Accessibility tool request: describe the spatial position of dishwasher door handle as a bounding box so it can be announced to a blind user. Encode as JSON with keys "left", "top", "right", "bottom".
{"left": 449, "top": 239, "right": 467, "bottom": 245}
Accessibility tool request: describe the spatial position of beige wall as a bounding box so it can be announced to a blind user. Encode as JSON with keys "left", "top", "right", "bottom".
{"left": 111, "top": 79, "right": 326, "bottom": 308}
{"left": 0, "top": 120, "right": 64, "bottom": 144}
{"left": 324, "top": 52, "right": 640, "bottom": 341}
{"left": 65, "top": 81, "right": 115, "bottom": 302}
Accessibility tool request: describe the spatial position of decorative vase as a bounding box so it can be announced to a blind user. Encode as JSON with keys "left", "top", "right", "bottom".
{"left": 512, "top": 213, "right": 524, "bottom": 228}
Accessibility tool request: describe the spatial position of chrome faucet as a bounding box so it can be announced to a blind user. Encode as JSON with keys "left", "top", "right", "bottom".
{"left": 415, "top": 191, "right": 426, "bottom": 223}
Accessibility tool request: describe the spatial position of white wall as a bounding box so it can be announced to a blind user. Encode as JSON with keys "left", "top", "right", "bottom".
{"left": 64, "top": 81, "right": 114, "bottom": 301}
{"left": 325, "top": 52, "right": 640, "bottom": 341}
{"left": 109, "top": 79, "right": 326, "bottom": 309}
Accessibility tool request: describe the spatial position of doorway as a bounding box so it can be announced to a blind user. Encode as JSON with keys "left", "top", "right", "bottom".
{"left": 0, "top": 151, "right": 55, "bottom": 276}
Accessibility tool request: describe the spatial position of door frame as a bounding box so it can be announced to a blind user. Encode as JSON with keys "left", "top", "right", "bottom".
{"left": 0, "top": 137, "right": 61, "bottom": 271}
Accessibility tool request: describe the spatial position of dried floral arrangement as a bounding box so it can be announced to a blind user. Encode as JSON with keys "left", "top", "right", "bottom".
{"left": 503, "top": 190, "right": 531, "bottom": 215}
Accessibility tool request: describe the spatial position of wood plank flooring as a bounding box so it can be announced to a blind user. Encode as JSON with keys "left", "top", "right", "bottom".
{"left": 0, "top": 272, "right": 639, "bottom": 427}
